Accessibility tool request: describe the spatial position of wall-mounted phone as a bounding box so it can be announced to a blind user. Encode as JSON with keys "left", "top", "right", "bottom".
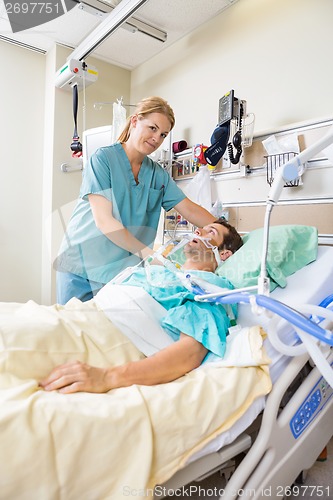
{"left": 205, "top": 89, "right": 252, "bottom": 167}
{"left": 219, "top": 90, "right": 247, "bottom": 164}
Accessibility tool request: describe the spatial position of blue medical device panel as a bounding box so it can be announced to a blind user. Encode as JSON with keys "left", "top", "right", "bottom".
{"left": 290, "top": 363, "right": 333, "bottom": 439}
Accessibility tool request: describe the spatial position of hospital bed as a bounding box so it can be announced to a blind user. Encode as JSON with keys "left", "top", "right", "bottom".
{"left": 157, "top": 244, "right": 333, "bottom": 499}
{"left": 0, "top": 239, "right": 332, "bottom": 499}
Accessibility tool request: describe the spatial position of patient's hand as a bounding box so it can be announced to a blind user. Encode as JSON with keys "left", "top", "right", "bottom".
{"left": 39, "top": 334, "right": 208, "bottom": 393}
{"left": 39, "top": 361, "right": 109, "bottom": 394}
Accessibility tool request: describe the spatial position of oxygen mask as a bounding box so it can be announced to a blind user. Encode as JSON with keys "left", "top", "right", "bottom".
{"left": 182, "top": 233, "right": 222, "bottom": 267}
{"left": 143, "top": 233, "right": 222, "bottom": 287}
{"left": 159, "top": 233, "right": 220, "bottom": 260}
{"left": 143, "top": 236, "right": 188, "bottom": 287}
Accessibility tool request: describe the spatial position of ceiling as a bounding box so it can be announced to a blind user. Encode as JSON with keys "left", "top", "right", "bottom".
{"left": 0, "top": 0, "right": 238, "bottom": 70}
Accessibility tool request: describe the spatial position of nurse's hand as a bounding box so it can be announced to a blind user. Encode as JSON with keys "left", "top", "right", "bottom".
{"left": 39, "top": 360, "right": 110, "bottom": 394}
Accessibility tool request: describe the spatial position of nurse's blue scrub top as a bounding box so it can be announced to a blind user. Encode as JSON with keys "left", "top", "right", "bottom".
{"left": 55, "top": 143, "right": 186, "bottom": 284}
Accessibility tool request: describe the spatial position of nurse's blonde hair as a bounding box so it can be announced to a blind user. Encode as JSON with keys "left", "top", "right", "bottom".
{"left": 117, "top": 96, "right": 175, "bottom": 143}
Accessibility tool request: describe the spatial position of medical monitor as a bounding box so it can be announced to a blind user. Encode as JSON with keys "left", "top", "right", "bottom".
{"left": 218, "top": 90, "right": 234, "bottom": 126}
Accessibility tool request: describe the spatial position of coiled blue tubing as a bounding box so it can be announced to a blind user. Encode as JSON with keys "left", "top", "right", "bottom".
{"left": 188, "top": 278, "right": 333, "bottom": 347}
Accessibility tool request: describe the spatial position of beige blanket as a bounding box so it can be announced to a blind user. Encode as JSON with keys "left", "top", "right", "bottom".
{"left": 0, "top": 298, "right": 272, "bottom": 499}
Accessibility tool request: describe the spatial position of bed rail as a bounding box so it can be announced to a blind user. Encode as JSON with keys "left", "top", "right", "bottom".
{"left": 223, "top": 350, "right": 333, "bottom": 499}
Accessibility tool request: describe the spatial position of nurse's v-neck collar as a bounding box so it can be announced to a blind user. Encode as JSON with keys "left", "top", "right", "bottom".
{"left": 118, "top": 142, "right": 146, "bottom": 187}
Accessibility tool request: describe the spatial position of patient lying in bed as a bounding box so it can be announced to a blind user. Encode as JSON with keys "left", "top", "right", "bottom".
{"left": 0, "top": 220, "right": 276, "bottom": 498}
{"left": 1, "top": 223, "right": 321, "bottom": 497}
{"left": 2, "top": 218, "right": 244, "bottom": 394}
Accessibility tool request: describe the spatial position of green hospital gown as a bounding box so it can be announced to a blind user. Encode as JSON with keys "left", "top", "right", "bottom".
{"left": 122, "top": 266, "right": 237, "bottom": 359}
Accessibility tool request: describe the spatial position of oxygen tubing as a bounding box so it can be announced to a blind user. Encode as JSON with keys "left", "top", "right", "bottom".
{"left": 195, "top": 290, "right": 333, "bottom": 347}
{"left": 193, "top": 282, "right": 333, "bottom": 387}
{"left": 296, "top": 325, "right": 333, "bottom": 389}
{"left": 266, "top": 303, "right": 333, "bottom": 357}
{"left": 319, "top": 293, "right": 333, "bottom": 309}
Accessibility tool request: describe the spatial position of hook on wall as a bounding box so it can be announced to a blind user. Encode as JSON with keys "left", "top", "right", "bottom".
{"left": 60, "top": 160, "right": 83, "bottom": 173}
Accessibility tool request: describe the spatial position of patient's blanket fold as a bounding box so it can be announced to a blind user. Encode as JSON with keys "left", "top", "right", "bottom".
{"left": 0, "top": 299, "right": 271, "bottom": 499}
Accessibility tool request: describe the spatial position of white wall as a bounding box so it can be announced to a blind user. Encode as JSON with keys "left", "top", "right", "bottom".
{"left": 0, "top": 42, "right": 45, "bottom": 302}
{"left": 131, "top": 0, "right": 333, "bottom": 143}
{"left": 0, "top": 41, "right": 131, "bottom": 304}
{"left": 44, "top": 46, "right": 131, "bottom": 303}
{"left": 130, "top": 0, "right": 333, "bottom": 233}
{"left": 2, "top": 0, "right": 333, "bottom": 303}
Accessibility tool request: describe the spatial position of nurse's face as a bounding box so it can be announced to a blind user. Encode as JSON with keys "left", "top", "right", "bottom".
{"left": 129, "top": 112, "right": 172, "bottom": 156}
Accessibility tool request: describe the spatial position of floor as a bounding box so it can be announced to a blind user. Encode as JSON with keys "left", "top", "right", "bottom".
{"left": 290, "top": 438, "right": 333, "bottom": 499}
{"left": 163, "top": 438, "right": 333, "bottom": 499}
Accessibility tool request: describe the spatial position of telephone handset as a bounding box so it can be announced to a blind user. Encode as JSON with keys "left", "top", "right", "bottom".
{"left": 227, "top": 101, "right": 244, "bottom": 164}
{"left": 205, "top": 91, "right": 249, "bottom": 167}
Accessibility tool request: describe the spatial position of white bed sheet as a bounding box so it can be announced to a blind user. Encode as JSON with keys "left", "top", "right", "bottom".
{"left": 96, "top": 247, "right": 333, "bottom": 465}
{"left": 189, "top": 245, "right": 333, "bottom": 462}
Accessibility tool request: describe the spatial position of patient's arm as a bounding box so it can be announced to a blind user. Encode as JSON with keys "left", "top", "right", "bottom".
{"left": 39, "top": 333, "right": 208, "bottom": 394}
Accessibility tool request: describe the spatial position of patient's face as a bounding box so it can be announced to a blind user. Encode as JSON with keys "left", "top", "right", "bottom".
{"left": 183, "top": 223, "right": 228, "bottom": 265}
{"left": 194, "top": 223, "right": 227, "bottom": 248}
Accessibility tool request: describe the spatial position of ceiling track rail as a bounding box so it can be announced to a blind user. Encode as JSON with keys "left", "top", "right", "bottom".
{"left": 69, "top": 0, "right": 149, "bottom": 61}
{"left": 0, "top": 35, "right": 46, "bottom": 54}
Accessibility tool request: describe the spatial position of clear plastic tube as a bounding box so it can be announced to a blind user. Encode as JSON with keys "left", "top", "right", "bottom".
{"left": 195, "top": 286, "right": 333, "bottom": 386}
{"left": 199, "top": 292, "right": 333, "bottom": 346}
{"left": 266, "top": 314, "right": 307, "bottom": 357}
{"left": 296, "top": 326, "right": 333, "bottom": 388}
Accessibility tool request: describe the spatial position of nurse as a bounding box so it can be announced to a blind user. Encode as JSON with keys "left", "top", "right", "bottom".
{"left": 55, "top": 96, "right": 215, "bottom": 304}
{"left": 42, "top": 218, "right": 243, "bottom": 393}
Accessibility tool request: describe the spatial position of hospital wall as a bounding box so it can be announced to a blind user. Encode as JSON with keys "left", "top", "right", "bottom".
{"left": 0, "top": 41, "right": 131, "bottom": 303}
{"left": 131, "top": 0, "right": 333, "bottom": 142}
{"left": 42, "top": 45, "right": 131, "bottom": 304}
{"left": 0, "top": 42, "right": 45, "bottom": 302}
{"left": 130, "top": 0, "right": 333, "bottom": 240}
{"left": 2, "top": 0, "right": 333, "bottom": 304}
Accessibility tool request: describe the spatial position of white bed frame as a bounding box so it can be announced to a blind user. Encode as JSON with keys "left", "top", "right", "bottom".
{"left": 224, "top": 351, "right": 333, "bottom": 499}
{"left": 157, "top": 352, "right": 333, "bottom": 499}
{"left": 156, "top": 247, "right": 333, "bottom": 499}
